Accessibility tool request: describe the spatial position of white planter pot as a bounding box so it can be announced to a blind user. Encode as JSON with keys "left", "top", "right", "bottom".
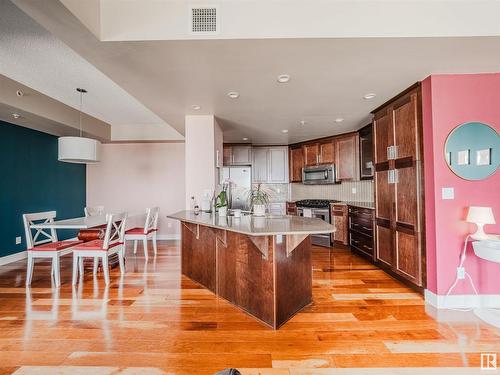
{"left": 253, "top": 204, "right": 266, "bottom": 216}
{"left": 218, "top": 206, "right": 228, "bottom": 216}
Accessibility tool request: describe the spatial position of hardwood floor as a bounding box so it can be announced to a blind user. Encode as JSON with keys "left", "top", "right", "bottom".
{"left": 0, "top": 241, "right": 499, "bottom": 374}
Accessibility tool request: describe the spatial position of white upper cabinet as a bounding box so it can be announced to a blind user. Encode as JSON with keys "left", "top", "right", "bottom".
{"left": 231, "top": 146, "right": 252, "bottom": 165}
{"left": 252, "top": 146, "right": 288, "bottom": 184}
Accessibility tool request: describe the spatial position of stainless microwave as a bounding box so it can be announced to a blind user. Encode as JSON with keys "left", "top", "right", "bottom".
{"left": 302, "top": 164, "right": 336, "bottom": 185}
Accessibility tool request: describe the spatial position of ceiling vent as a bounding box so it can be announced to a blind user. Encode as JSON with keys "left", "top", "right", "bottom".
{"left": 189, "top": 6, "right": 218, "bottom": 34}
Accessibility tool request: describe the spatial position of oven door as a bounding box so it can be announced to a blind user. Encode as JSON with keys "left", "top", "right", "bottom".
{"left": 297, "top": 207, "right": 332, "bottom": 247}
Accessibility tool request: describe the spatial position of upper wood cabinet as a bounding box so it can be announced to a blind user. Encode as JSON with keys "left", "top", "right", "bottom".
{"left": 359, "top": 124, "right": 374, "bottom": 180}
{"left": 303, "top": 143, "right": 319, "bottom": 166}
{"left": 252, "top": 146, "right": 288, "bottom": 184}
{"left": 289, "top": 146, "right": 304, "bottom": 182}
{"left": 335, "top": 133, "right": 359, "bottom": 181}
{"left": 223, "top": 145, "right": 252, "bottom": 165}
{"left": 319, "top": 140, "right": 335, "bottom": 164}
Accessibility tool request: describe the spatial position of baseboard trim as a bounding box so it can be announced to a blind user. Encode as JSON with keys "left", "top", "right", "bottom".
{"left": 0, "top": 250, "right": 27, "bottom": 266}
{"left": 156, "top": 234, "right": 180, "bottom": 240}
{"left": 425, "top": 289, "right": 500, "bottom": 309}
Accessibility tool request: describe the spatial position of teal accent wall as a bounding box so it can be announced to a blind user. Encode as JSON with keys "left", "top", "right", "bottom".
{"left": 0, "top": 121, "right": 86, "bottom": 257}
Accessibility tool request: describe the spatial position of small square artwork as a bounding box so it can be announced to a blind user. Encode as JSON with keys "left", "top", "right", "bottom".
{"left": 446, "top": 152, "right": 451, "bottom": 165}
{"left": 457, "top": 149, "right": 470, "bottom": 165}
{"left": 476, "top": 148, "right": 491, "bottom": 166}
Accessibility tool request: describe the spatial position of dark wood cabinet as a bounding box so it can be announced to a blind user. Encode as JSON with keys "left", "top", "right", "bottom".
{"left": 372, "top": 83, "right": 425, "bottom": 289}
{"left": 331, "top": 203, "right": 348, "bottom": 245}
{"left": 286, "top": 201, "right": 297, "bottom": 215}
{"left": 359, "top": 124, "right": 374, "bottom": 179}
{"left": 319, "top": 140, "right": 335, "bottom": 164}
{"left": 289, "top": 146, "right": 304, "bottom": 182}
{"left": 303, "top": 143, "right": 319, "bottom": 166}
{"left": 349, "top": 206, "right": 375, "bottom": 260}
{"left": 335, "top": 133, "right": 359, "bottom": 181}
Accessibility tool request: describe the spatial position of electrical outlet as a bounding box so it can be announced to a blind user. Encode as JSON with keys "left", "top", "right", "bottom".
{"left": 442, "top": 187, "right": 454, "bottom": 200}
{"left": 167, "top": 222, "right": 172, "bottom": 228}
{"left": 457, "top": 267, "right": 465, "bottom": 280}
{"left": 15, "top": 236, "right": 22, "bottom": 245}
{"left": 352, "top": 187, "right": 357, "bottom": 194}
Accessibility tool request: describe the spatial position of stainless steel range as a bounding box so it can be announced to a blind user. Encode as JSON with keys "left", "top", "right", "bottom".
{"left": 295, "top": 199, "right": 336, "bottom": 247}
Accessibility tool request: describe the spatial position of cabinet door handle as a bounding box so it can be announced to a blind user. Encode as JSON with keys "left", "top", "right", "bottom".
{"left": 387, "top": 146, "right": 392, "bottom": 160}
{"left": 362, "top": 226, "right": 372, "bottom": 231}
{"left": 394, "top": 169, "right": 399, "bottom": 184}
{"left": 387, "top": 170, "right": 393, "bottom": 184}
{"left": 393, "top": 145, "right": 398, "bottom": 159}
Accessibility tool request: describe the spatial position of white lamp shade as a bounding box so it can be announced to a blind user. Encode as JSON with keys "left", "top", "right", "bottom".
{"left": 58, "top": 136, "right": 100, "bottom": 164}
{"left": 466, "top": 206, "right": 496, "bottom": 225}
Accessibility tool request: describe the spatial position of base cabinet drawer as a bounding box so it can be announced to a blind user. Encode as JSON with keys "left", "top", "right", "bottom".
{"left": 350, "top": 230, "right": 374, "bottom": 258}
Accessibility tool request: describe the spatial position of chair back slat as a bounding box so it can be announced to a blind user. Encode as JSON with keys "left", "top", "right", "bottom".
{"left": 143, "top": 207, "right": 160, "bottom": 234}
{"left": 84, "top": 206, "right": 105, "bottom": 217}
{"left": 23, "top": 211, "right": 57, "bottom": 249}
{"left": 103, "top": 212, "right": 128, "bottom": 250}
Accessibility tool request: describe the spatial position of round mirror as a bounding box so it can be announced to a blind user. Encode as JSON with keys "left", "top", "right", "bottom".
{"left": 444, "top": 122, "right": 500, "bottom": 180}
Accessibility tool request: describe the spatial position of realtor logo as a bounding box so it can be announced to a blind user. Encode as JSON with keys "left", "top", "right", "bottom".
{"left": 481, "top": 353, "right": 497, "bottom": 370}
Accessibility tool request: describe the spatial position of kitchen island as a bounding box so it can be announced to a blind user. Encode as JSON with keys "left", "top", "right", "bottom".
{"left": 168, "top": 211, "right": 335, "bottom": 329}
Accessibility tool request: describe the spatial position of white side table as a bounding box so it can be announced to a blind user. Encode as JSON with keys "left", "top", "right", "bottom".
{"left": 472, "top": 235, "right": 500, "bottom": 327}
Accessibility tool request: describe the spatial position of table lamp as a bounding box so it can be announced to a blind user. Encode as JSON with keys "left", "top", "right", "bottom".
{"left": 466, "top": 206, "right": 496, "bottom": 240}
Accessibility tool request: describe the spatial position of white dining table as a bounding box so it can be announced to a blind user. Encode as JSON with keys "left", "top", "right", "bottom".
{"left": 30, "top": 215, "right": 108, "bottom": 230}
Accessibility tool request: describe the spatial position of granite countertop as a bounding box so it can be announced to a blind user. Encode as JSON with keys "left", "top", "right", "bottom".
{"left": 168, "top": 210, "right": 335, "bottom": 237}
{"left": 332, "top": 201, "right": 375, "bottom": 210}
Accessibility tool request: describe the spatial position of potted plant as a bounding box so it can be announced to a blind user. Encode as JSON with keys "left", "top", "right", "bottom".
{"left": 215, "top": 188, "right": 228, "bottom": 216}
{"left": 248, "top": 184, "right": 270, "bottom": 216}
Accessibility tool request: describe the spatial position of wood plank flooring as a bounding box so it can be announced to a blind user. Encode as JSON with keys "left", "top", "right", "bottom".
{"left": 0, "top": 241, "right": 498, "bottom": 374}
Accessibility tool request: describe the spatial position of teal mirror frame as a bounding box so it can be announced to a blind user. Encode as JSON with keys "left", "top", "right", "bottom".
{"left": 444, "top": 122, "right": 500, "bottom": 181}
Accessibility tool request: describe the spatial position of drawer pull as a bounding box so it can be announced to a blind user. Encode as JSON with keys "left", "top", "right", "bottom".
{"left": 362, "top": 226, "right": 373, "bottom": 231}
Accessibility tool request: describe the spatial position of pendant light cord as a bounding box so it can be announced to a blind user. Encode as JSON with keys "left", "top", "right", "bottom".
{"left": 79, "top": 89, "right": 83, "bottom": 137}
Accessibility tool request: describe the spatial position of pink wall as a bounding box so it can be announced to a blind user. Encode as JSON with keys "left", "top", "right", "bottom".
{"left": 423, "top": 73, "right": 500, "bottom": 295}
{"left": 87, "top": 142, "right": 185, "bottom": 237}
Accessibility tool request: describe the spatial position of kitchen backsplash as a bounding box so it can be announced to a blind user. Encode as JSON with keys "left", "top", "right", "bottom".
{"left": 253, "top": 183, "right": 289, "bottom": 203}
{"left": 290, "top": 180, "right": 374, "bottom": 202}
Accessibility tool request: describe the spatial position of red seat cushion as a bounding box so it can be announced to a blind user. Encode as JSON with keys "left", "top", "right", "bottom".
{"left": 125, "top": 227, "right": 157, "bottom": 235}
{"left": 31, "top": 240, "right": 83, "bottom": 251}
{"left": 73, "top": 239, "right": 122, "bottom": 251}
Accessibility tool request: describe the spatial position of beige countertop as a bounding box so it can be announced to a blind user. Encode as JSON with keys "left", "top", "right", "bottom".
{"left": 168, "top": 210, "right": 335, "bottom": 237}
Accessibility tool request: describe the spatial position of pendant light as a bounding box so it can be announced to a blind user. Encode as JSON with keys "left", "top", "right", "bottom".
{"left": 58, "top": 88, "right": 101, "bottom": 163}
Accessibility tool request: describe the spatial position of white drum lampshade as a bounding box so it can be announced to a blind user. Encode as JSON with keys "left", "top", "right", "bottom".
{"left": 58, "top": 136, "right": 100, "bottom": 164}
{"left": 466, "top": 206, "right": 496, "bottom": 240}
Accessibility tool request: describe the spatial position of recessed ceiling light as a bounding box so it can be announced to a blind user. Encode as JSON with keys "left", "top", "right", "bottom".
{"left": 277, "top": 74, "right": 291, "bottom": 83}
{"left": 299, "top": 120, "right": 307, "bottom": 126}
{"left": 363, "top": 93, "right": 376, "bottom": 100}
{"left": 191, "top": 104, "right": 201, "bottom": 110}
{"left": 281, "top": 129, "right": 289, "bottom": 134}
{"left": 242, "top": 137, "right": 249, "bottom": 141}
{"left": 12, "top": 113, "right": 20, "bottom": 119}
{"left": 335, "top": 118, "right": 344, "bottom": 123}
{"left": 227, "top": 91, "right": 240, "bottom": 99}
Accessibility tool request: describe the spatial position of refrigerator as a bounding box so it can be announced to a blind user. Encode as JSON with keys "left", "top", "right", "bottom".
{"left": 222, "top": 166, "right": 252, "bottom": 210}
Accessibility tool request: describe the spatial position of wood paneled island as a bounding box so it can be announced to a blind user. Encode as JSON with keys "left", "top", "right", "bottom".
{"left": 168, "top": 211, "right": 335, "bottom": 329}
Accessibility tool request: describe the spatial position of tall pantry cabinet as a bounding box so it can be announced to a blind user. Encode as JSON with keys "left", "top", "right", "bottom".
{"left": 372, "top": 83, "right": 425, "bottom": 288}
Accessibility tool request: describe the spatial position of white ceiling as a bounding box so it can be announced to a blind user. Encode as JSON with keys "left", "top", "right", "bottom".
{"left": 8, "top": 0, "right": 500, "bottom": 144}
{"left": 0, "top": 0, "right": 183, "bottom": 141}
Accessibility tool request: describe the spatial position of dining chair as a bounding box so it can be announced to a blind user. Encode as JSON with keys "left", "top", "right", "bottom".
{"left": 23, "top": 211, "right": 83, "bottom": 287}
{"left": 84, "top": 205, "right": 105, "bottom": 217}
{"left": 124, "top": 207, "right": 160, "bottom": 260}
{"left": 72, "top": 212, "right": 128, "bottom": 285}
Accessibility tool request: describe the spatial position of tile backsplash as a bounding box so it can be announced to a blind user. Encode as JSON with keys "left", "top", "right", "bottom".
{"left": 290, "top": 180, "right": 374, "bottom": 202}
{"left": 253, "top": 183, "right": 289, "bottom": 203}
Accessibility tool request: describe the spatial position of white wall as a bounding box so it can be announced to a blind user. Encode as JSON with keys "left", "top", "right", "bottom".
{"left": 86, "top": 142, "right": 185, "bottom": 238}
{"left": 184, "top": 115, "right": 222, "bottom": 209}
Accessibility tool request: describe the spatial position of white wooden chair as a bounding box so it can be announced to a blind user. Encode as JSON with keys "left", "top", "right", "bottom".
{"left": 125, "top": 207, "right": 159, "bottom": 260}
{"left": 84, "top": 205, "right": 105, "bottom": 217}
{"left": 23, "top": 211, "right": 82, "bottom": 287}
{"left": 72, "top": 212, "right": 128, "bottom": 285}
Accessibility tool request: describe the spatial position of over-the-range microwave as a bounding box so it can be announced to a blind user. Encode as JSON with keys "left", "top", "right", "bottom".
{"left": 302, "top": 164, "right": 336, "bottom": 185}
